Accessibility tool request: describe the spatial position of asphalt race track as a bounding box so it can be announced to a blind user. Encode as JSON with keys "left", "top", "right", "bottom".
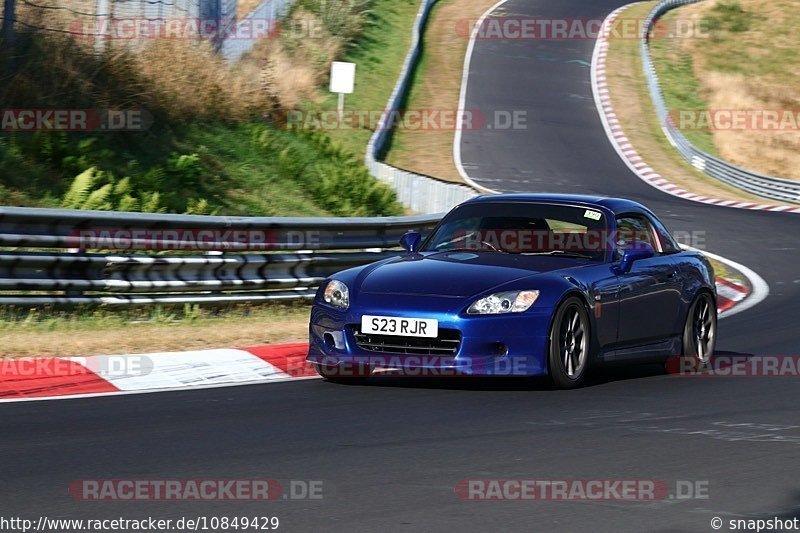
{"left": 3, "top": 1, "right": 800, "bottom": 532}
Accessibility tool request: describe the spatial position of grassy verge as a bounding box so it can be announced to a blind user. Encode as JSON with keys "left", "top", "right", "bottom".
{"left": 0, "top": 0, "right": 427, "bottom": 215}
{"left": 312, "top": 0, "right": 421, "bottom": 159}
{"left": 604, "top": 2, "right": 767, "bottom": 203}
{"left": 0, "top": 122, "right": 400, "bottom": 216}
{"left": 0, "top": 1, "right": 405, "bottom": 217}
{"left": 385, "top": 0, "right": 499, "bottom": 181}
{"left": 0, "top": 1, "right": 429, "bottom": 216}
{"left": 649, "top": 0, "right": 800, "bottom": 180}
{"left": 0, "top": 303, "right": 310, "bottom": 357}
{"left": 708, "top": 257, "right": 744, "bottom": 286}
{"left": 649, "top": 30, "right": 718, "bottom": 155}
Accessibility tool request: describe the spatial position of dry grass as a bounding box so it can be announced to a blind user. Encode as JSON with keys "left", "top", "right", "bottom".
{"left": 6, "top": 1, "right": 359, "bottom": 123}
{"left": 260, "top": 45, "right": 322, "bottom": 109}
{"left": 664, "top": 0, "right": 800, "bottom": 180}
{"left": 133, "top": 40, "right": 272, "bottom": 121}
{"left": 7, "top": 0, "right": 378, "bottom": 120}
{"left": 386, "top": 0, "right": 500, "bottom": 182}
{"left": 0, "top": 306, "right": 310, "bottom": 357}
{"left": 5, "top": 5, "right": 272, "bottom": 123}
{"left": 245, "top": 8, "right": 340, "bottom": 110}
{"left": 7, "top": 0, "right": 386, "bottom": 143}
{"left": 604, "top": 2, "right": 767, "bottom": 203}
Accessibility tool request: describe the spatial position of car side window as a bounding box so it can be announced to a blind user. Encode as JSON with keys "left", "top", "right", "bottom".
{"left": 615, "top": 215, "right": 657, "bottom": 258}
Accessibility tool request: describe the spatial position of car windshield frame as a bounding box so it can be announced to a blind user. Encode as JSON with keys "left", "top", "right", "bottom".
{"left": 420, "top": 201, "right": 613, "bottom": 262}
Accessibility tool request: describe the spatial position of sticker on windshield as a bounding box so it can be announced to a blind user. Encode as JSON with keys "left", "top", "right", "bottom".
{"left": 584, "top": 209, "right": 602, "bottom": 221}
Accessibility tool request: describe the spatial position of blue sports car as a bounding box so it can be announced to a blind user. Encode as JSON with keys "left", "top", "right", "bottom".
{"left": 307, "top": 194, "right": 717, "bottom": 388}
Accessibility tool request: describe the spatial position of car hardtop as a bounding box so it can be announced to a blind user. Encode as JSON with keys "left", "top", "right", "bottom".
{"left": 463, "top": 193, "right": 655, "bottom": 219}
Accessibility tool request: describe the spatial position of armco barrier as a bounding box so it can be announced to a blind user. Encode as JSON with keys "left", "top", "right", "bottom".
{"left": 0, "top": 206, "right": 440, "bottom": 306}
{"left": 641, "top": 0, "right": 800, "bottom": 204}
{"left": 0, "top": 206, "right": 754, "bottom": 311}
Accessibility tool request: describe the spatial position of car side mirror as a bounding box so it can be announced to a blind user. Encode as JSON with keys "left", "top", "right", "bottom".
{"left": 400, "top": 231, "right": 422, "bottom": 254}
{"left": 614, "top": 242, "right": 655, "bottom": 274}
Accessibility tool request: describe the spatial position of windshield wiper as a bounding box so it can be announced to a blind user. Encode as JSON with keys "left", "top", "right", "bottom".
{"left": 434, "top": 246, "right": 509, "bottom": 254}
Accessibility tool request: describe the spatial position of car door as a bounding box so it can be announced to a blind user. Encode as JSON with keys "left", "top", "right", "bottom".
{"left": 615, "top": 214, "right": 684, "bottom": 347}
{"left": 587, "top": 268, "right": 623, "bottom": 350}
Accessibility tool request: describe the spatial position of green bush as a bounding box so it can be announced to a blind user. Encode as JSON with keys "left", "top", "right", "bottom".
{"left": 61, "top": 168, "right": 166, "bottom": 213}
{"left": 253, "top": 126, "right": 401, "bottom": 216}
{"left": 294, "top": 0, "right": 374, "bottom": 43}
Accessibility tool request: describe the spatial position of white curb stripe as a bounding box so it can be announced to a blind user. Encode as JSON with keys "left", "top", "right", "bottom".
{"left": 68, "top": 349, "right": 291, "bottom": 391}
{"left": 716, "top": 282, "right": 746, "bottom": 303}
{"left": 453, "top": 0, "right": 507, "bottom": 195}
{"left": 699, "top": 249, "right": 770, "bottom": 319}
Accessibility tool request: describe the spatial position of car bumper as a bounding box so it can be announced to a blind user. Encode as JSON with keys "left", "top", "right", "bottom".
{"left": 306, "top": 296, "right": 553, "bottom": 377}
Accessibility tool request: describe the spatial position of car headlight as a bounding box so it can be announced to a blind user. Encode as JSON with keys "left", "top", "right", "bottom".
{"left": 323, "top": 280, "right": 350, "bottom": 310}
{"left": 467, "top": 290, "right": 540, "bottom": 315}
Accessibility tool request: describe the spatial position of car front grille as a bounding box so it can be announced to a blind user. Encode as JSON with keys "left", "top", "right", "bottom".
{"left": 351, "top": 327, "right": 462, "bottom": 356}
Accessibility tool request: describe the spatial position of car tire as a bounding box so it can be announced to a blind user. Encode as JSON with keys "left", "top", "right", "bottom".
{"left": 314, "top": 362, "right": 372, "bottom": 384}
{"left": 681, "top": 292, "right": 717, "bottom": 365}
{"left": 548, "top": 296, "right": 591, "bottom": 389}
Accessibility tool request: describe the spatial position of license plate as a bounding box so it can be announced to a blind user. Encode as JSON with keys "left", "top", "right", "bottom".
{"left": 361, "top": 315, "right": 438, "bottom": 338}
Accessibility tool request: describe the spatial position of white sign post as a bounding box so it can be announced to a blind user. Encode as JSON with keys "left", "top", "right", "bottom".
{"left": 330, "top": 61, "right": 356, "bottom": 116}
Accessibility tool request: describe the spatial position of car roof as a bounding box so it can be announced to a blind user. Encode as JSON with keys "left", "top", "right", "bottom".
{"left": 463, "top": 193, "right": 651, "bottom": 216}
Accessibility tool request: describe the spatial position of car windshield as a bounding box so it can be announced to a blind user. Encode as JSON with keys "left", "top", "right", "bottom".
{"left": 422, "top": 202, "right": 609, "bottom": 261}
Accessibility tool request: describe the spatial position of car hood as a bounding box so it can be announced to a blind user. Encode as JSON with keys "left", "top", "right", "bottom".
{"left": 358, "top": 251, "right": 587, "bottom": 297}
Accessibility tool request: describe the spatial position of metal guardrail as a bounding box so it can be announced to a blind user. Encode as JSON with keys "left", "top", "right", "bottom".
{"left": 641, "top": 0, "right": 800, "bottom": 204}
{"left": 0, "top": 206, "right": 441, "bottom": 306}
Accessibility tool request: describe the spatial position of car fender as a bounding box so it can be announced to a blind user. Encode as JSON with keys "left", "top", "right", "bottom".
{"left": 674, "top": 251, "right": 716, "bottom": 308}
{"left": 467, "top": 273, "right": 600, "bottom": 347}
